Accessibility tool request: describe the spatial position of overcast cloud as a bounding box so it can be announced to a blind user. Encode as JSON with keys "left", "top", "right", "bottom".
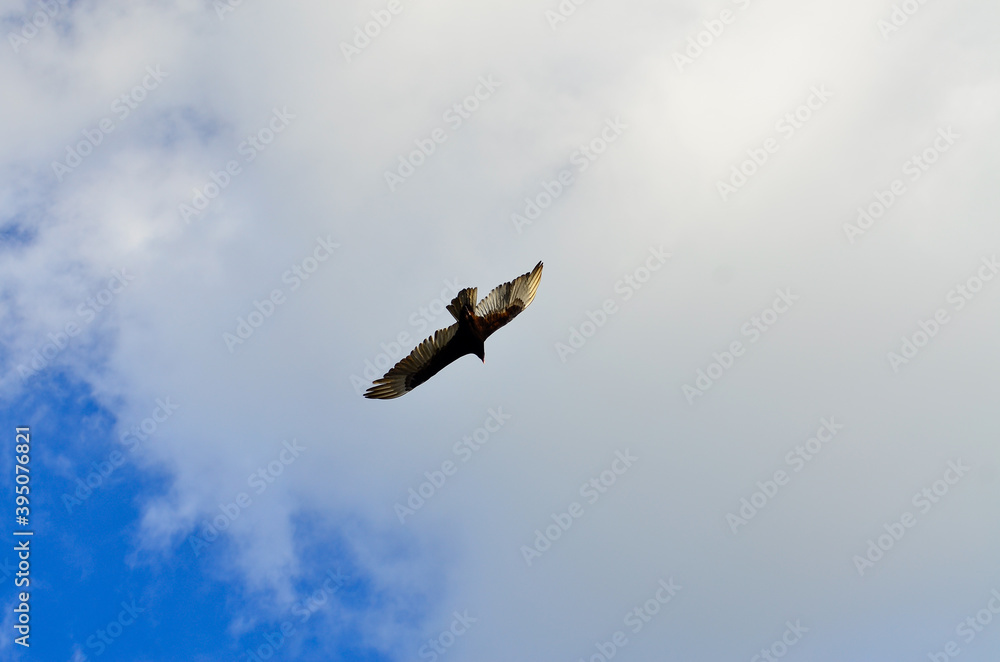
{"left": 1, "top": 0, "right": 999, "bottom": 660}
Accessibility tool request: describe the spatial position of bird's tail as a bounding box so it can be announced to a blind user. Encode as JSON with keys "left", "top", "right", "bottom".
{"left": 446, "top": 287, "right": 478, "bottom": 320}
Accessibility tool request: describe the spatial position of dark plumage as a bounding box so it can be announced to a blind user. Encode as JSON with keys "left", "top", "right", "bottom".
{"left": 364, "top": 262, "right": 544, "bottom": 399}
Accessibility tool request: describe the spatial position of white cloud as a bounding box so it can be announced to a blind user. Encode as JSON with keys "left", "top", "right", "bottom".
{"left": 4, "top": 0, "right": 1000, "bottom": 659}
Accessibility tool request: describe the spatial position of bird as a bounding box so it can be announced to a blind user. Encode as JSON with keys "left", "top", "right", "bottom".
{"left": 364, "top": 261, "right": 544, "bottom": 399}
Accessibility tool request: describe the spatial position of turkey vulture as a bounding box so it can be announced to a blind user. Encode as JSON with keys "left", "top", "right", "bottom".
{"left": 364, "top": 261, "right": 543, "bottom": 399}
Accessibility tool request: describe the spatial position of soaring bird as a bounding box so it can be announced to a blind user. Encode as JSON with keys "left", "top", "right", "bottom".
{"left": 364, "top": 261, "right": 543, "bottom": 399}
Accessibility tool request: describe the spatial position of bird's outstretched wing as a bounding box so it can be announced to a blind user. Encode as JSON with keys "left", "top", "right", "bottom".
{"left": 475, "top": 261, "right": 543, "bottom": 339}
{"left": 363, "top": 324, "right": 461, "bottom": 399}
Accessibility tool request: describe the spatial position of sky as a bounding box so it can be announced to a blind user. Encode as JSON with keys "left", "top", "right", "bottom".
{"left": 1, "top": 0, "right": 999, "bottom": 660}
